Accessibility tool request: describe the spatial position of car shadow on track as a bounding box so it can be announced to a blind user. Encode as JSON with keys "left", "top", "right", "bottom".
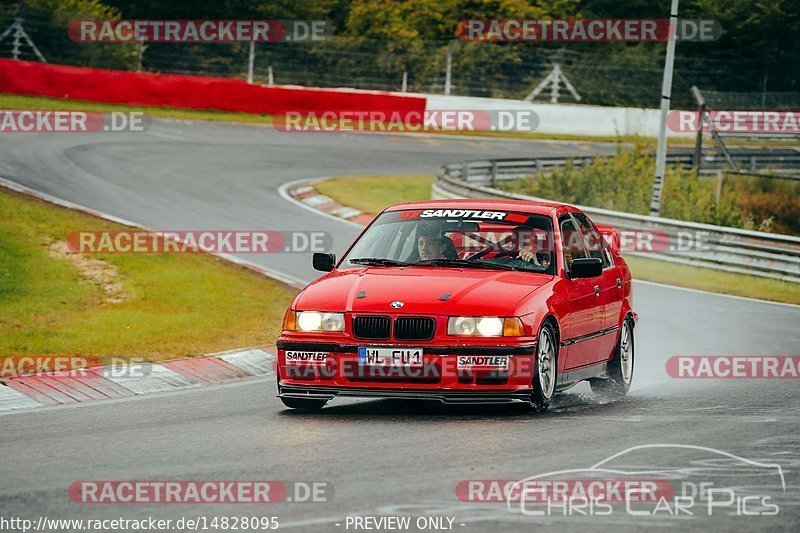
{"left": 277, "top": 390, "right": 656, "bottom": 420}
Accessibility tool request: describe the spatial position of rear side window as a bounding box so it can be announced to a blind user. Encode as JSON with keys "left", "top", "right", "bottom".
{"left": 559, "top": 216, "right": 587, "bottom": 273}
{"left": 572, "top": 212, "right": 611, "bottom": 268}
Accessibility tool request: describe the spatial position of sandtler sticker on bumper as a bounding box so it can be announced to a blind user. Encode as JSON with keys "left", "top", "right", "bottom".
{"left": 285, "top": 351, "right": 329, "bottom": 365}
{"left": 457, "top": 355, "right": 510, "bottom": 370}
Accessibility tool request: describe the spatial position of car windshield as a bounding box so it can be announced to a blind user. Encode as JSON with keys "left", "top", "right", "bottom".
{"left": 341, "top": 208, "right": 556, "bottom": 274}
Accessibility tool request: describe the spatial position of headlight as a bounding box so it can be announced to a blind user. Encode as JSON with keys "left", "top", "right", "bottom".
{"left": 294, "top": 311, "right": 344, "bottom": 332}
{"left": 447, "top": 316, "right": 524, "bottom": 337}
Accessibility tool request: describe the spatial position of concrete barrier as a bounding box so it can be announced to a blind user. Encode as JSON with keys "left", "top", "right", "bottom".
{"left": 425, "top": 94, "right": 694, "bottom": 138}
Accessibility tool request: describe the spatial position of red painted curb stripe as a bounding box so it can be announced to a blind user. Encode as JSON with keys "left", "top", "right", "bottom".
{"left": 350, "top": 214, "right": 374, "bottom": 226}
{"left": 161, "top": 357, "right": 252, "bottom": 384}
{"left": 4, "top": 379, "right": 62, "bottom": 406}
{"left": 84, "top": 369, "right": 136, "bottom": 398}
{"left": 2, "top": 350, "right": 274, "bottom": 409}
{"left": 46, "top": 375, "right": 109, "bottom": 401}
{"left": 26, "top": 376, "right": 95, "bottom": 402}
{"left": 6, "top": 377, "right": 78, "bottom": 404}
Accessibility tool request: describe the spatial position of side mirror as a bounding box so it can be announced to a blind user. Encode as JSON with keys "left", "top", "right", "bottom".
{"left": 313, "top": 252, "right": 336, "bottom": 272}
{"left": 568, "top": 257, "right": 603, "bottom": 279}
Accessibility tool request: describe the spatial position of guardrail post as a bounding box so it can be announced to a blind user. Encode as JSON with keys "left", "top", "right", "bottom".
{"left": 490, "top": 161, "right": 498, "bottom": 187}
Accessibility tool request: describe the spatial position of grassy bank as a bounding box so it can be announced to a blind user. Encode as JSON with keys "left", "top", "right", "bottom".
{"left": 0, "top": 93, "right": 275, "bottom": 125}
{"left": 314, "top": 174, "right": 434, "bottom": 215}
{"left": 0, "top": 187, "right": 297, "bottom": 361}
{"left": 313, "top": 174, "right": 800, "bottom": 305}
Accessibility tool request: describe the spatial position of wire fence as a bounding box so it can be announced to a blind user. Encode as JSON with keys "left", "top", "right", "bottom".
{"left": 1, "top": 9, "right": 798, "bottom": 109}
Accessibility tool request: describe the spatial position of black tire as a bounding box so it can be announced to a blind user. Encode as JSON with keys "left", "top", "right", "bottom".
{"left": 590, "top": 316, "right": 634, "bottom": 399}
{"left": 530, "top": 321, "right": 558, "bottom": 412}
{"left": 280, "top": 397, "right": 327, "bottom": 411}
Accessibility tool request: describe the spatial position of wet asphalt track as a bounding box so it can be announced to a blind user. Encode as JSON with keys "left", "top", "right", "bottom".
{"left": 0, "top": 120, "right": 799, "bottom": 532}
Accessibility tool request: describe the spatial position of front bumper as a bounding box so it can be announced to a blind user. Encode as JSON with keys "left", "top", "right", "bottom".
{"left": 276, "top": 340, "right": 537, "bottom": 400}
{"left": 278, "top": 384, "right": 535, "bottom": 404}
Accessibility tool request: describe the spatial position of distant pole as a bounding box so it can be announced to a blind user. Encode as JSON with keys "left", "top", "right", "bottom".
{"left": 11, "top": 16, "right": 21, "bottom": 59}
{"left": 401, "top": 70, "right": 408, "bottom": 92}
{"left": 137, "top": 40, "right": 144, "bottom": 72}
{"left": 444, "top": 41, "right": 455, "bottom": 95}
{"left": 691, "top": 85, "right": 705, "bottom": 176}
{"left": 267, "top": 65, "right": 274, "bottom": 85}
{"left": 247, "top": 41, "right": 255, "bottom": 84}
{"left": 649, "top": 0, "right": 679, "bottom": 218}
{"left": 550, "top": 64, "right": 561, "bottom": 103}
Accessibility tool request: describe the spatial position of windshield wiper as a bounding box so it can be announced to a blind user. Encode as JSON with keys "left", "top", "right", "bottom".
{"left": 349, "top": 258, "right": 412, "bottom": 267}
{"left": 418, "top": 259, "right": 520, "bottom": 271}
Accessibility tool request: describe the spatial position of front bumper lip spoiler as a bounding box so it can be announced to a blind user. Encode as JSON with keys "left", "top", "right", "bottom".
{"left": 278, "top": 385, "right": 534, "bottom": 405}
{"left": 276, "top": 341, "right": 536, "bottom": 355}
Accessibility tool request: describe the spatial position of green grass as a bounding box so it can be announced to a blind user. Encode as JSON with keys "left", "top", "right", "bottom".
{"left": 624, "top": 255, "right": 800, "bottom": 305}
{"left": 314, "top": 174, "right": 435, "bottom": 215}
{"left": 0, "top": 93, "right": 274, "bottom": 125}
{"left": 314, "top": 174, "right": 800, "bottom": 305}
{"left": 0, "top": 187, "right": 297, "bottom": 361}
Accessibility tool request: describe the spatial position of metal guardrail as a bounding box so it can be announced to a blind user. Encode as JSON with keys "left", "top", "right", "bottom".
{"left": 434, "top": 157, "right": 800, "bottom": 283}
{"left": 441, "top": 152, "right": 800, "bottom": 186}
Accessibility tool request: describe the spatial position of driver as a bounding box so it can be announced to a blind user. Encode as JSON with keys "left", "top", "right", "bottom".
{"left": 416, "top": 227, "right": 546, "bottom": 266}
{"left": 417, "top": 231, "right": 457, "bottom": 261}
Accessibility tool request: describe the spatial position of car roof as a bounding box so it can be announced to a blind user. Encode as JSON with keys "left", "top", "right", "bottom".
{"left": 384, "top": 198, "right": 573, "bottom": 216}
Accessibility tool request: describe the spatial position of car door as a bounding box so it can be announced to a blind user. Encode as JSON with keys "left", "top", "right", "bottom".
{"left": 572, "top": 212, "right": 623, "bottom": 363}
{"left": 558, "top": 215, "right": 603, "bottom": 369}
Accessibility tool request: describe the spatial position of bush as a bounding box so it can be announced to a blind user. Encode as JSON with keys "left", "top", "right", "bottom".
{"left": 500, "top": 143, "right": 796, "bottom": 235}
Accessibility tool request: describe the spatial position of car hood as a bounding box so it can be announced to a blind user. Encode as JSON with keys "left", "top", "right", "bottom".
{"left": 295, "top": 267, "right": 553, "bottom": 316}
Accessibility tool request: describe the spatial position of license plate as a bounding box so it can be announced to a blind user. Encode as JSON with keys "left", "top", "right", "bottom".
{"left": 358, "top": 347, "right": 423, "bottom": 368}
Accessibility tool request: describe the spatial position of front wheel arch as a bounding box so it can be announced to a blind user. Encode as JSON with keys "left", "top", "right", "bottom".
{"left": 529, "top": 319, "right": 559, "bottom": 412}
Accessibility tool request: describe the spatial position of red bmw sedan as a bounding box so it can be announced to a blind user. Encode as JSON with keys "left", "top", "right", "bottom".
{"left": 277, "top": 199, "right": 637, "bottom": 411}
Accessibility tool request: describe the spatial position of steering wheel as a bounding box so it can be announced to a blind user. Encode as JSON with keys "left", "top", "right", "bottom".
{"left": 493, "top": 250, "right": 522, "bottom": 258}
